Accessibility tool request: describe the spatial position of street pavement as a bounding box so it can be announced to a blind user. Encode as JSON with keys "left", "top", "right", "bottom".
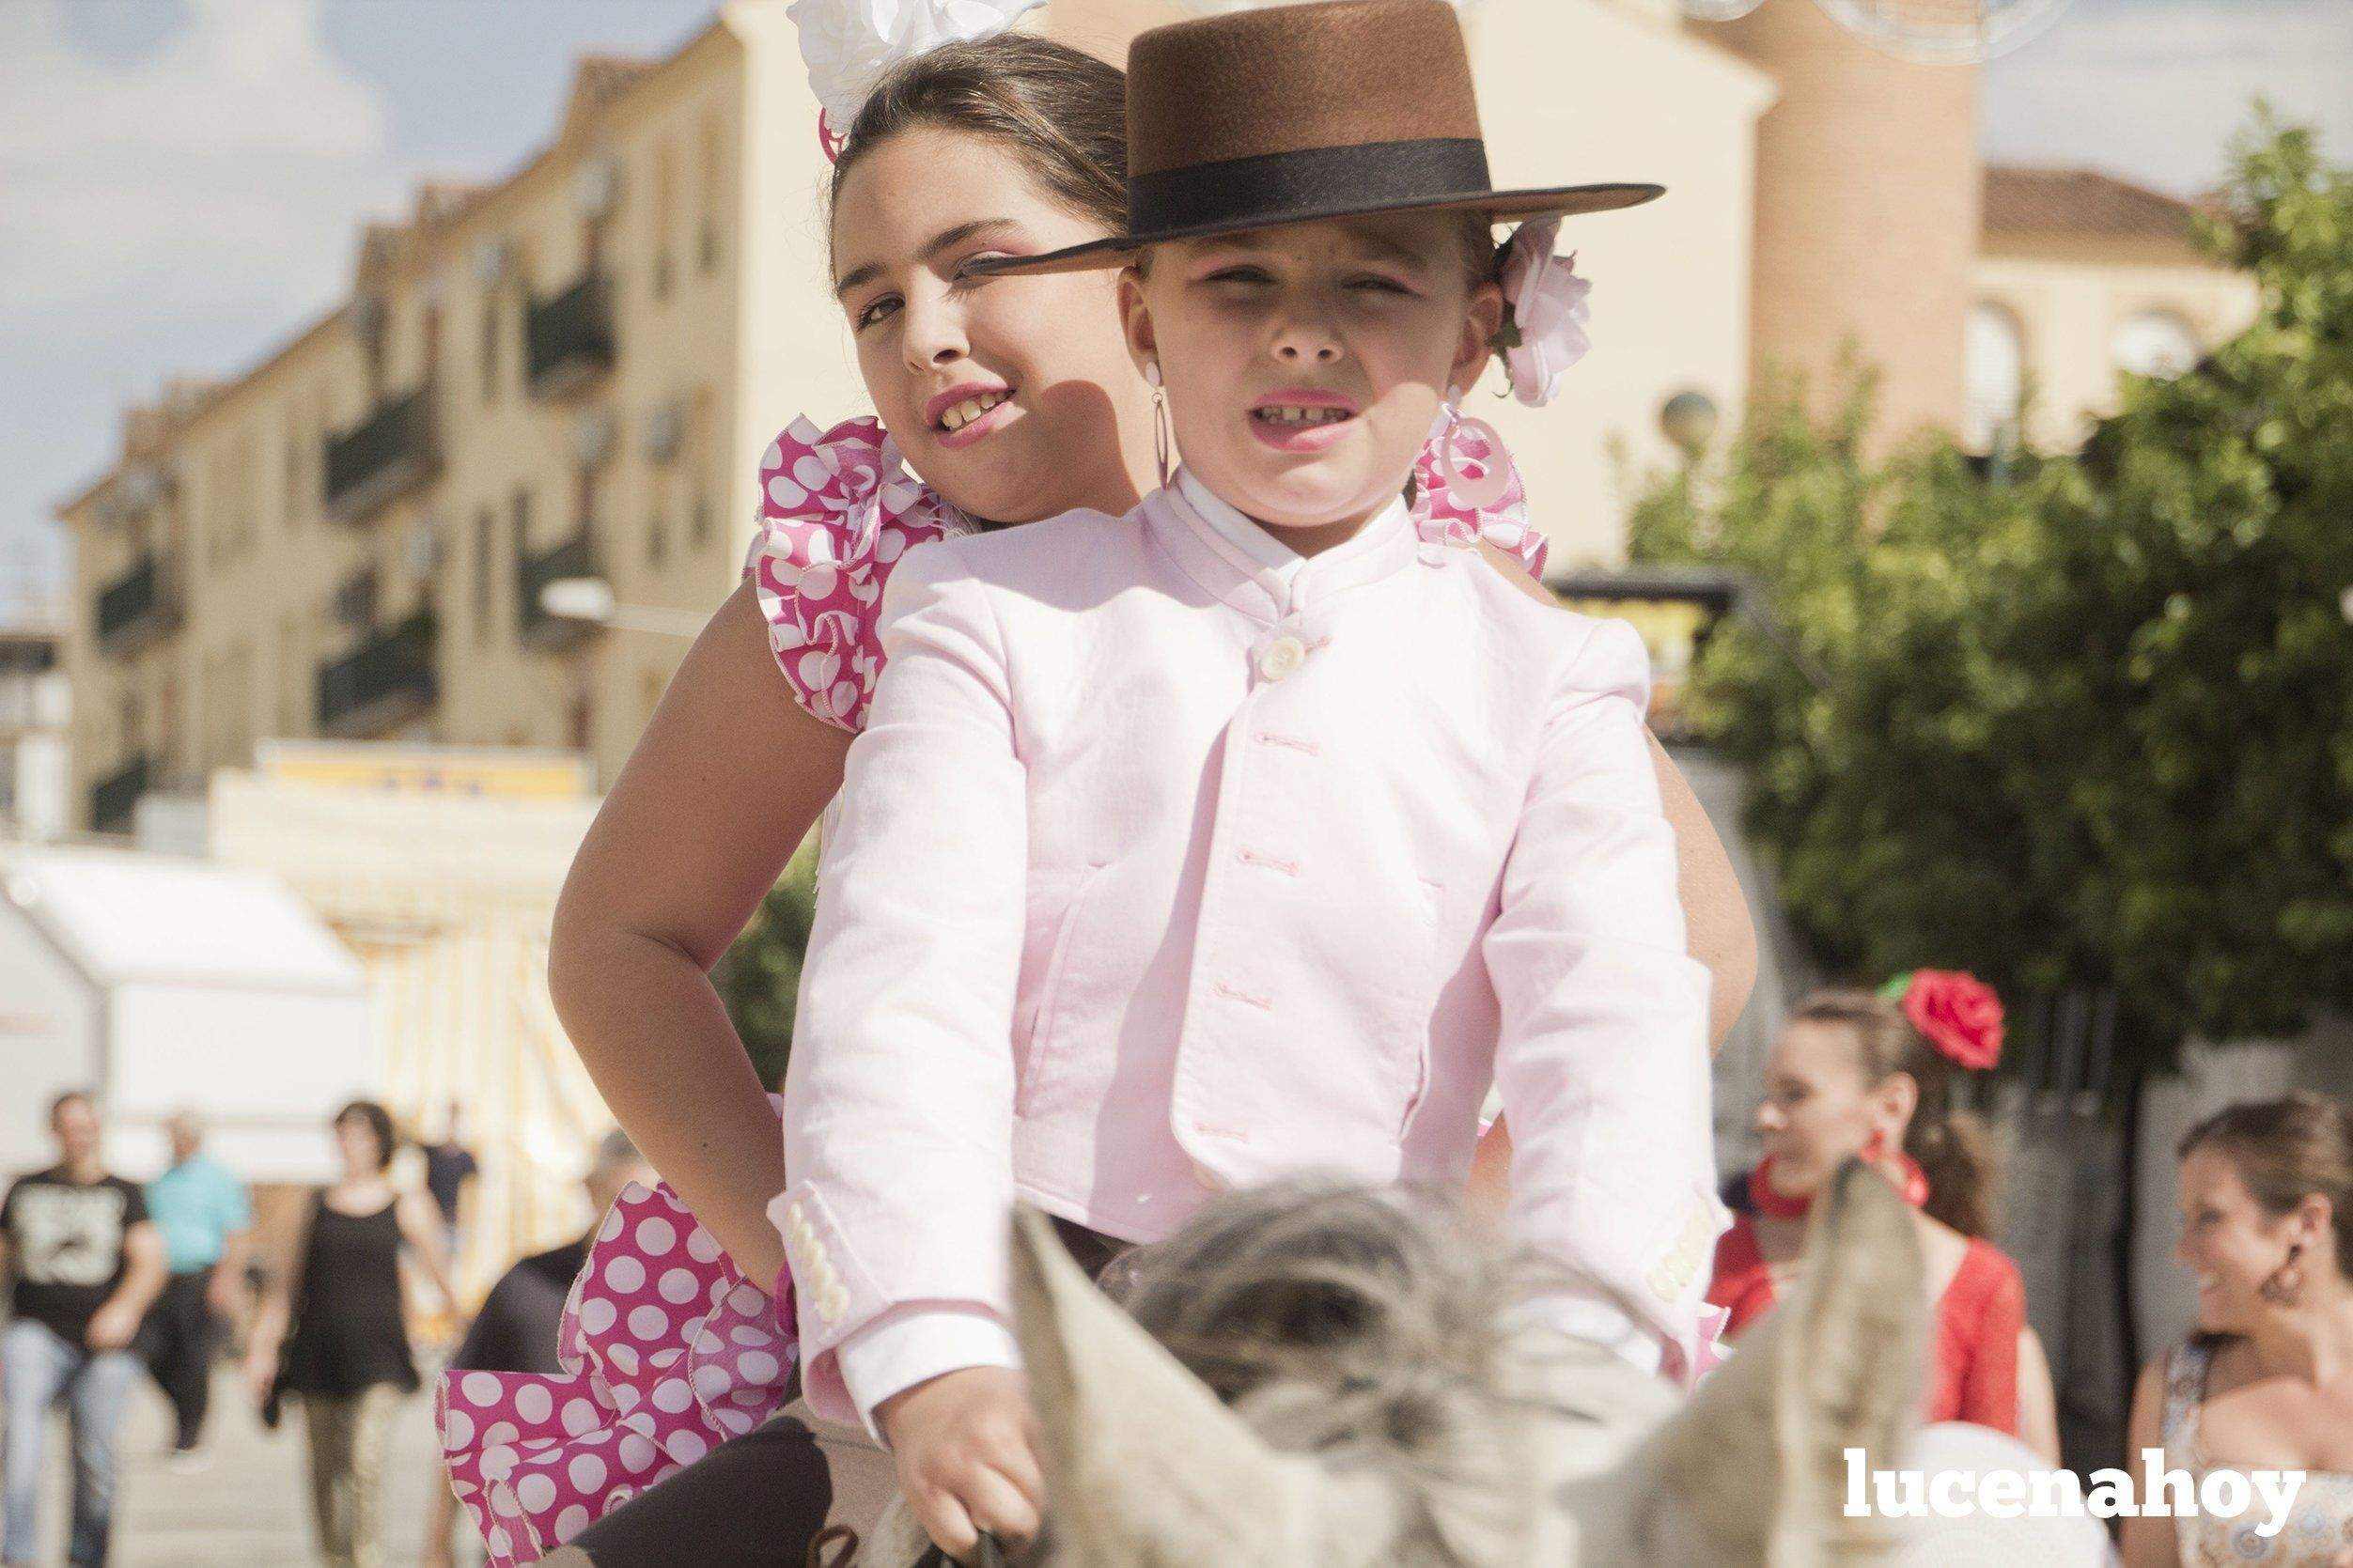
{"left": 13, "top": 1360, "right": 465, "bottom": 1567}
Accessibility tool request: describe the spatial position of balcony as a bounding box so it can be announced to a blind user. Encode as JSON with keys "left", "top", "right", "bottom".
{"left": 516, "top": 531, "right": 600, "bottom": 651}
{"left": 89, "top": 752, "right": 150, "bottom": 833}
{"left": 525, "top": 275, "right": 616, "bottom": 399}
{"left": 324, "top": 387, "right": 438, "bottom": 522}
{"left": 95, "top": 553, "right": 180, "bottom": 652}
{"left": 317, "top": 612, "right": 438, "bottom": 737}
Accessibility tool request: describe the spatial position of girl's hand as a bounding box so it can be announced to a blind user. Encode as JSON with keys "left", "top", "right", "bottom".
{"left": 875, "top": 1366, "right": 1043, "bottom": 1561}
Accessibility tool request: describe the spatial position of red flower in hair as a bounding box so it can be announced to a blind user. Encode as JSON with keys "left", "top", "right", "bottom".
{"left": 1898, "top": 970, "right": 2004, "bottom": 1071}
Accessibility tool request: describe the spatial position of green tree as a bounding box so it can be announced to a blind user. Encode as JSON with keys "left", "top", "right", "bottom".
{"left": 1631, "top": 119, "right": 2353, "bottom": 1072}
{"left": 711, "top": 844, "right": 819, "bottom": 1090}
{"left": 1998, "top": 118, "right": 2353, "bottom": 1049}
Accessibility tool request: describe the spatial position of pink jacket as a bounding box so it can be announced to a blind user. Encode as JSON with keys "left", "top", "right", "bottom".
{"left": 775, "top": 485, "right": 1724, "bottom": 1425}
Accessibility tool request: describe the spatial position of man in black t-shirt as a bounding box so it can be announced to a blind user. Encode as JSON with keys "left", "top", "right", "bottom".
{"left": 1, "top": 1091, "right": 167, "bottom": 1568}
{"left": 423, "top": 1129, "right": 653, "bottom": 1568}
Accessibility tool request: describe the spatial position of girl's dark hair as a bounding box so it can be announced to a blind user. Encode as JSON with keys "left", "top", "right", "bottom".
{"left": 827, "top": 35, "right": 1129, "bottom": 252}
{"left": 1792, "top": 989, "right": 2000, "bottom": 1238}
{"left": 334, "top": 1100, "right": 398, "bottom": 1172}
{"left": 2179, "top": 1092, "right": 2353, "bottom": 1282}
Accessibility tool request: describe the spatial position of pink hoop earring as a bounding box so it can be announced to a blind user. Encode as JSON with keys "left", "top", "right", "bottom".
{"left": 1435, "top": 392, "right": 1515, "bottom": 513}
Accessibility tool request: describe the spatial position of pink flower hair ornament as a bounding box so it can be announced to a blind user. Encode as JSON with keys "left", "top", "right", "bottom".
{"left": 1878, "top": 969, "right": 2006, "bottom": 1073}
{"left": 1490, "top": 216, "right": 1593, "bottom": 407}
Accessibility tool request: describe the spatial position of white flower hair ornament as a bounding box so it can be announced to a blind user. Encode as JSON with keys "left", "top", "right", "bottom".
{"left": 790, "top": 0, "right": 1046, "bottom": 161}
{"left": 1490, "top": 216, "right": 1594, "bottom": 406}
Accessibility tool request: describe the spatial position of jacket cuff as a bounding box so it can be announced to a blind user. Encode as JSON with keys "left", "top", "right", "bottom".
{"left": 838, "top": 1308, "right": 1022, "bottom": 1443}
{"left": 1530, "top": 1284, "right": 1667, "bottom": 1378}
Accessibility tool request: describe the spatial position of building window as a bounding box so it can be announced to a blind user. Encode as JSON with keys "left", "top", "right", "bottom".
{"left": 1962, "top": 302, "right": 2026, "bottom": 455}
{"left": 284, "top": 412, "right": 303, "bottom": 524}
{"left": 653, "top": 140, "right": 677, "bottom": 303}
{"left": 697, "top": 113, "right": 723, "bottom": 275}
{"left": 334, "top": 568, "right": 379, "bottom": 630}
{"left": 647, "top": 508, "right": 668, "bottom": 570}
{"left": 481, "top": 297, "right": 501, "bottom": 400}
{"left": 510, "top": 487, "right": 532, "bottom": 637}
{"left": 690, "top": 484, "right": 713, "bottom": 551}
{"left": 473, "top": 506, "right": 495, "bottom": 644}
{"left": 2113, "top": 309, "right": 2200, "bottom": 381}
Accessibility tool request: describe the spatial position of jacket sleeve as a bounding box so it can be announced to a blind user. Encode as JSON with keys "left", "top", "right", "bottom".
{"left": 1482, "top": 616, "right": 1727, "bottom": 1386}
{"left": 774, "top": 537, "right": 1029, "bottom": 1426}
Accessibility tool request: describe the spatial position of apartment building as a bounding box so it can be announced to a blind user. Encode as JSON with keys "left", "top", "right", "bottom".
{"left": 56, "top": 4, "right": 860, "bottom": 831}
{"left": 0, "top": 617, "right": 69, "bottom": 840}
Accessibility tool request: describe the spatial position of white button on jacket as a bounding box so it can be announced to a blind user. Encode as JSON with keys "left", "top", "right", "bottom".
{"left": 775, "top": 482, "right": 1722, "bottom": 1427}
{"left": 1258, "top": 634, "right": 1307, "bottom": 681}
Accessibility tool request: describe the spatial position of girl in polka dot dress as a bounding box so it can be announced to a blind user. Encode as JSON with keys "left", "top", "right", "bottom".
{"left": 439, "top": 8, "right": 1754, "bottom": 1566}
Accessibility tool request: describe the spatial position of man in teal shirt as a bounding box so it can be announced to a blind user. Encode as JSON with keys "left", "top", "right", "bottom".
{"left": 139, "top": 1111, "right": 250, "bottom": 1465}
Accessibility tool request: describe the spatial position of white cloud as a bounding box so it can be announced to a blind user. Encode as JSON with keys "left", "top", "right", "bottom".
{"left": 1981, "top": 0, "right": 2353, "bottom": 194}
{"left": 0, "top": 0, "right": 404, "bottom": 328}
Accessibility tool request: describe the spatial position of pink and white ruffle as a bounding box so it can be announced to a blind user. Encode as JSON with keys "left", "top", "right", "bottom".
{"left": 1414, "top": 419, "right": 1550, "bottom": 582}
{"left": 438, "top": 1181, "right": 797, "bottom": 1565}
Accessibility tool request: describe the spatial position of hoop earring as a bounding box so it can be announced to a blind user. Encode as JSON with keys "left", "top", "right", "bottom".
{"left": 1435, "top": 389, "right": 1514, "bottom": 512}
{"left": 1145, "top": 360, "right": 1171, "bottom": 489}
{"left": 2259, "top": 1242, "right": 2307, "bottom": 1308}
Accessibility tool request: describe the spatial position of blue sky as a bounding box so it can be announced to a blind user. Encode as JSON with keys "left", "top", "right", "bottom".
{"left": 3, "top": 0, "right": 2348, "bottom": 615}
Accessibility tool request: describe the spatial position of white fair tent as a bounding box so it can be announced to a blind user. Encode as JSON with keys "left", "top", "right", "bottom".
{"left": 0, "top": 843, "right": 373, "bottom": 1182}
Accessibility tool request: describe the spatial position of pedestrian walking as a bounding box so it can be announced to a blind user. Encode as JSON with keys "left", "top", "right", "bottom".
{"left": 1, "top": 1090, "right": 168, "bottom": 1568}
{"left": 243, "top": 1100, "right": 459, "bottom": 1568}
{"left": 418, "top": 1103, "right": 476, "bottom": 1267}
{"left": 136, "top": 1110, "right": 251, "bottom": 1469}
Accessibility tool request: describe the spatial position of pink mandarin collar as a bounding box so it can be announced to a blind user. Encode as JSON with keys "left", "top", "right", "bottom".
{"left": 1150, "top": 475, "right": 1418, "bottom": 625}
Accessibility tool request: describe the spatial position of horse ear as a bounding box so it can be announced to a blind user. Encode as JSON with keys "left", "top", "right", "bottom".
{"left": 1625, "top": 1159, "right": 1925, "bottom": 1567}
{"left": 1007, "top": 1205, "right": 1303, "bottom": 1564}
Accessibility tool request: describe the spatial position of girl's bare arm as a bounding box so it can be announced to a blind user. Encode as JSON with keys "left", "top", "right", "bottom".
{"left": 549, "top": 583, "right": 851, "bottom": 1287}
{"left": 396, "top": 1188, "right": 463, "bottom": 1318}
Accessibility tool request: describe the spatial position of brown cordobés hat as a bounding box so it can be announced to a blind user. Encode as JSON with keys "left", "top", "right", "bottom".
{"left": 973, "top": 0, "right": 1661, "bottom": 278}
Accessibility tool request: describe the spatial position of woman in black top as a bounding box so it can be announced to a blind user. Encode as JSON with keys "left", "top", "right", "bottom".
{"left": 245, "top": 1101, "right": 458, "bottom": 1568}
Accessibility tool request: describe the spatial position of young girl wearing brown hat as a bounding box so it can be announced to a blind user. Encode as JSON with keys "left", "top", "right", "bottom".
{"left": 777, "top": 1, "right": 1724, "bottom": 1556}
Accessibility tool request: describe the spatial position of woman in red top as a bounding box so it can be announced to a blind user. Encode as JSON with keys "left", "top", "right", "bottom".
{"left": 1709, "top": 973, "right": 2045, "bottom": 1447}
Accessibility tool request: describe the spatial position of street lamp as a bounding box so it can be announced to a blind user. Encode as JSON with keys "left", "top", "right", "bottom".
{"left": 1660, "top": 390, "right": 1720, "bottom": 462}
{"left": 538, "top": 578, "right": 709, "bottom": 639}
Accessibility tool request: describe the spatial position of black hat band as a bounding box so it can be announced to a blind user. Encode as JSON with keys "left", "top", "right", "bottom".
{"left": 1127, "top": 137, "right": 1494, "bottom": 238}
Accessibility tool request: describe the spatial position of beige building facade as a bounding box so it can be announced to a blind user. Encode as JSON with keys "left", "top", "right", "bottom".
{"left": 58, "top": 11, "right": 860, "bottom": 833}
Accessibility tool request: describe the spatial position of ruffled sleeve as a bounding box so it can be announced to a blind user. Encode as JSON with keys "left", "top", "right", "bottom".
{"left": 743, "top": 415, "right": 966, "bottom": 734}
{"left": 438, "top": 1110, "right": 799, "bottom": 1567}
{"left": 1411, "top": 421, "right": 1550, "bottom": 581}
